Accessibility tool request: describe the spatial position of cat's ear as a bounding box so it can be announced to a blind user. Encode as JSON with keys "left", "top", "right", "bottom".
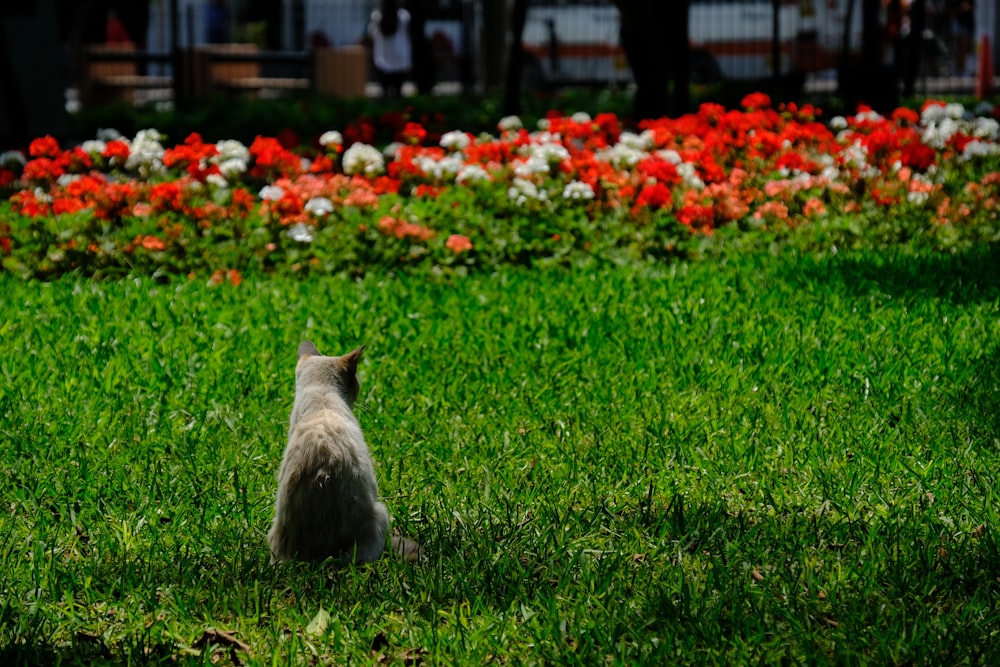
{"left": 298, "top": 340, "right": 320, "bottom": 360}
{"left": 341, "top": 345, "right": 365, "bottom": 374}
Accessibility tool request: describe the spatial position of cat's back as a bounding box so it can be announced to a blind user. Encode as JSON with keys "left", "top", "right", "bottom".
{"left": 282, "top": 407, "right": 371, "bottom": 480}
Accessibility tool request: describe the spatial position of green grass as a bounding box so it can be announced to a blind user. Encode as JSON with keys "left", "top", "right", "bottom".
{"left": 2, "top": 243, "right": 1000, "bottom": 665}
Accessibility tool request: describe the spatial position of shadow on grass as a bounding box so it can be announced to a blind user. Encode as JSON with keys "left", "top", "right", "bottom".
{"left": 641, "top": 494, "right": 1000, "bottom": 663}
{"left": 783, "top": 242, "right": 1000, "bottom": 305}
{"left": 0, "top": 630, "right": 184, "bottom": 667}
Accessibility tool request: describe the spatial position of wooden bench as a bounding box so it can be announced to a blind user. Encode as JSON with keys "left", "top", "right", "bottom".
{"left": 313, "top": 46, "right": 368, "bottom": 98}
{"left": 80, "top": 45, "right": 172, "bottom": 106}
{"left": 194, "top": 44, "right": 309, "bottom": 98}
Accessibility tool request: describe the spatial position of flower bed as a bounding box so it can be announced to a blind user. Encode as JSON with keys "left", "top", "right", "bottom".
{"left": 1, "top": 94, "right": 998, "bottom": 280}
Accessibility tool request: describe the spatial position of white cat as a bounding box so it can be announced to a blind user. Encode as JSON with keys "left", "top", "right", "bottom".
{"left": 267, "top": 341, "right": 390, "bottom": 564}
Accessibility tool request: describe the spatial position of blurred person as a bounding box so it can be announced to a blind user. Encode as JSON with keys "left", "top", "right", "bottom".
{"left": 950, "top": 0, "right": 973, "bottom": 75}
{"left": 366, "top": 0, "right": 412, "bottom": 98}
{"left": 206, "top": 0, "right": 229, "bottom": 44}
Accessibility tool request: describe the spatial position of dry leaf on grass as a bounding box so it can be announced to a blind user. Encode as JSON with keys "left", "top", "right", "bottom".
{"left": 193, "top": 628, "right": 250, "bottom": 665}
{"left": 371, "top": 631, "right": 427, "bottom": 665}
{"left": 306, "top": 608, "right": 331, "bottom": 636}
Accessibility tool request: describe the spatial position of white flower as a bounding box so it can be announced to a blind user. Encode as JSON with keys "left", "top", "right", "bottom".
{"left": 619, "top": 130, "right": 654, "bottom": 151}
{"left": 0, "top": 150, "right": 26, "bottom": 168}
{"left": 382, "top": 142, "right": 403, "bottom": 161}
{"left": 820, "top": 165, "right": 840, "bottom": 182}
{"left": 319, "top": 130, "right": 343, "bottom": 148}
{"left": 456, "top": 164, "right": 490, "bottom": 184}
{"left": 80, "top": 140, "right": 106, "bottom": 157}
{"left": 655, "top": 149, "right": 682, "bottom": 165}
{"left": 206, "top": 173, "right": 229, "bottom": 189}
{"left": 342, "top": 143, "right": 385, "bottom": 175}
{"left": 135, "top": 128, "right": 164, "bottom": 144}
{"left": 259, "top": 185, "right": 285, "bottom": 201}
{"left": 841, "top": 140, "right": 873, "bottom": 172}
{"left": 854, "top": 109, "right": 884, "bottom": 123}
{"left": 571, "top": 111, "right": 592, "bottom": 123}
{"left": 960, "top": 139, "right": 1000, "bottom": 161}
{"left": 498, "top": 115, "right": 523, "bottom": 132}
{"left": 596, "top": 143, "right": 646, "bottom": 169}
{"left": 969, "top": 116, "right": 999, "bottom": 140}
{"left": 514, "top": 154, "right": 551, "bottom": 177}
{"left": 287, "top": 222, "right": 314, "bottom": 243}
{"left": 921, "top": 102, "right": 964, "bottom": 125}
{"left": 125, "top": 128, "right": 166, "bottom": 177}
{"left": 96, "top": 127, "right": 123, "bottom": 141}
{"left": 507, "top": 177, "right": 548, "bottom": 206}
{"left": 562, "top": 180, "right": 595, "bottom": 200}
{"left": 304, "top": 196, "right": 334, "bottom": 216}
{"left": 921, "top": 118, "right": 959, "bottom": 149}
{"left": 215, "top": 140, "right": 249, "bottom": 164}
{"left": 534, "top": 141, "right": 569, "bottom": 164}
{"left": 216, "top": 157, "right": 248, "bottom": 179}
{"left": 677, "top": 162, "right": 705, "bottom": 190}
{"left": 414, "top": 154, "right": 464, "bottom": 180}
{"left": 829, "top": 116, "right": 848, "bottom": 130}
{"left": 440, "top": 130, "right": 471, "bottom": 151}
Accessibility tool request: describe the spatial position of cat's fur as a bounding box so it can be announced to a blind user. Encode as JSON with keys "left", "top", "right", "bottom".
{"left": 267, "top": 341, "right": 390, "bottom": 564}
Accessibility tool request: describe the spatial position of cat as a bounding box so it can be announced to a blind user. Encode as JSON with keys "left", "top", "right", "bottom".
{"left": 267, "top": 341, "right": 392, "bottom": 565}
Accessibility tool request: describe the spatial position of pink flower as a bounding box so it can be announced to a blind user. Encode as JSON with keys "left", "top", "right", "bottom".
{"left": 803, "top": 198, "right": 827, "bottom": 216}
{"left": 445, "top": 234, "right": 473, "bottom": 254}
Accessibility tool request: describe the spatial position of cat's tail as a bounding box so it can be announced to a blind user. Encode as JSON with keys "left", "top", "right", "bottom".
{"left": 388, "top": 534, "right": 423, "bottom": 563}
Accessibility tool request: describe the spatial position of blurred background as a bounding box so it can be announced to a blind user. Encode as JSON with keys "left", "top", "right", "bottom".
{"left": 1, "top": 0, "right": 998, "bottom": 147}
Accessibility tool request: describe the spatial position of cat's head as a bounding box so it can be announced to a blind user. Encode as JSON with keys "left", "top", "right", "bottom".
{"left": 295, "top": 341, "right": 365, "bottom": 406}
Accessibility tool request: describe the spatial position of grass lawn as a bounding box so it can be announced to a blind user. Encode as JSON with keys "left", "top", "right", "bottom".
{"left": 2, "top": 243, "right": 999, "bottom": 665}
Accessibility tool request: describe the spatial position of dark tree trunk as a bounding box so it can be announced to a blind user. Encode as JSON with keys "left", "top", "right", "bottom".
{"left": 408, "top": 0, "right": 436, "bottom": 95}
{"left": 481, "top": 0, "right": 506, "bottom": 88}
{"left": 861, "top": 0, "right": 881, "bottom": 70}
{"left": 668, "top": 0, "right": 691, "bottom": 116}
{"left": 901, "top": 0, "right": 925, "bottom": 96}
{"left": 615, "top": 0, "right": 690, "bottom": 122}
{"left": 771, "top": 0, "right": 781, "bottom": 78}
{"left": 503, "top": 0, "right": 529, "bottom": 116}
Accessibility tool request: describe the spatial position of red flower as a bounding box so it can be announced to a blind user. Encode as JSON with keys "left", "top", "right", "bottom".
{"left": 277, "top": 128, "right": 300, "bottom": 150}
{"left": 250, "top": 136, "right": 302, "bottom": 179}
{"left": 164, "top": 133, "right": 220, "bottom": 181}
{"left": 150, "top": 181, "right": 186, "bottom": 212}
{"left": 635, "top": 183, "right": 673, "bottom": 210}
{"left": 29, "top": 136, "right": 61, "bottom": 159}
{"left": 414, "top": 184, "right": 443, "bottom": 198}
{"left": 309, "top": 153, "right": 335, "bottom": 174}
{"left": 102, "top": 140, "right": 131, "bottom": 165}
{"left": 401, "top": 122, "right": 428, "bottom": 145}
{"left": 344, "top": 118, "right": 376, "bottom": 146}
{"left": 22, "top": 157, "right": 63, "bottom": 183}
{"left": 55, "top": 147, "right": 94, "bottom": 174}
{"left": 899, "top": 139, "right": 936, "bottom": 171}
{"left": 635, "top": 156, "right": 680, "bottom": 186}
{"left": 10, "top": 189, "right": 50, "bottom": 216}
{"left": 891, "top": 107, "right": 920, "bottom": 126}
{"left": 741, "top": 92, "right": 771, "bottom": 111}
{"left": 52, "top": 197, "right": 87, "bottom": 215}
